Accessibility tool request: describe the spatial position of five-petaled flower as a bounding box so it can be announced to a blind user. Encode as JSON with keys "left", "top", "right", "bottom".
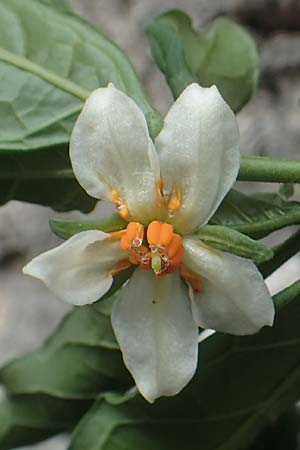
{"left": 23, "top": 83, "right": 274, "bottom": 403}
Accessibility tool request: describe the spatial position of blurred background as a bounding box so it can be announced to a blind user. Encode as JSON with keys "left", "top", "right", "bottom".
{"left": 0, "top": 0, "right": 300, "bottom": 448}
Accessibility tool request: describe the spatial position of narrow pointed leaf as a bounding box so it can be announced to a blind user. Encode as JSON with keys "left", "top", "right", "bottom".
{"left": 50, "top": 214, "right": 127, "bottom": 240}
{"left": 211, "top": 190, "right": 300, "bottom": 238}
{"left": 197, "top": 225, "right": 273, "bottom": 264}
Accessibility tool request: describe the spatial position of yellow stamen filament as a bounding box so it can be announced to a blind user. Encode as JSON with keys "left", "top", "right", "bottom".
{"left": 168, "top": 184, "right": 181, "bottom": 217}
{"left": 155, "top": 178, "right": 165, "bottom": 208}
{"left": 180, "top": 266, "right": 203, "bottom": 293}
{"left": 111, "top": 189, "right": 129, "bottom": 219}
{"left": 110, "top": 230, "right": 126, "bottom": 240}
{"left": 111, "top": 259, "right": 131, "bottom": 277}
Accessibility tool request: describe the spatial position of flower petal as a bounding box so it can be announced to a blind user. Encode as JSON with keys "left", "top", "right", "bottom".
{"left": 23, "top": 231, "right": 128, "bottom": 306}
{"left": 111, "top": 268, "right": 198, "bottom": 402}
{"left": 70, "top": 84, "right": 163, "bottom": 224}
{"left": 155, "top": 83, "right": 240, "bottom": 234}
{"left": 183, "top": 238, "right": 274, "bottom": 335}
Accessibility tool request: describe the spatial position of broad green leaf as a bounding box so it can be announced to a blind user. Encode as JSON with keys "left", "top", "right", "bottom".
{"left": 146, "top": 10, "right": 259, "bottom": 112}
{"left": 0, "top": 0, "right": 157, "bottom": 210}
{"left": 69, "top": 282, "right": 300, "bottom": 450}
{"left": 50, "top": 214, "right": 127, "bottom": 239}
{"left": 0, "top": 145, "right": 96, "bottom": 211}
{"left": 197, "top": 225, "right": 273, "bottom": 264}
{"left": 248, "top": 406, "right": 300, "bottom": 450}
{"left": 40, "top": 0, "right": 73, "bottom": 11}
{"left": 210, "top": 190, "right": 300, "bottom": 239}
{"left": 0, "top": 394, "right": 90, "bottom": 450}
{"left": 279, "top": 183, "right": 294, "bottom": 200}
{"left": 259, "top": 229, "right": 300, "bottom": 279}
{"left": 0, "top": 295, "right": 132, "bottom": 399}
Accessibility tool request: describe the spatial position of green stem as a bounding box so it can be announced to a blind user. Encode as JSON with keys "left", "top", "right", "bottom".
{"left": 259, "top": 229, "right": 300, "bottom": 279}
{"left": 238, "top": 156, "right": 300, "bottom": 183}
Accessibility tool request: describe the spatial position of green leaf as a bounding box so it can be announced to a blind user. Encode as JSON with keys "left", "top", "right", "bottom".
{"left": 0, "top": 296, "right": 132, "bottom": 399}
{"left": 248, "top": 406, "right": 300, "bottom": 450}
{"left": 146, "top": 10, "right": 259, "bottom": 112}
{"left": 279, "top": 183, "right": 294, "bottom": 200}
{"left": 259, "top": 229, "right": 300, "bottom": 279}
{"left": 0, "top": 394, "right": 90, "bottom": 450}
{"left": 196, "top": 225, "right": 273, "bottom": 264}
{"left": 40, "top": 0, "right": 73, "bottom": 11}
{"left": 0, "top": 0, "right": 157, "bottom": 210}
{"left": 210, "top": 189, "right": 300, "bottom": 239}
{"left": 0, "top": 145, "right": 96, "bottom": 211}
{"left": 50, "top": 214, "right": 127, "bottom": 239}
{"left": 69, "top": 282, "right": 300, "bottom": 450}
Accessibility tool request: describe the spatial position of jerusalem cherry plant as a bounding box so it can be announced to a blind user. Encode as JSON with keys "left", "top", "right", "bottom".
{"left": 0, "top": 2, "right": 300, "bottom": 450}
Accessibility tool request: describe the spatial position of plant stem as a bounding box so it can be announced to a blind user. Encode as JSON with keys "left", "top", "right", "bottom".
{"left": 239, "top": 156, "right": 300, "bottom": 183}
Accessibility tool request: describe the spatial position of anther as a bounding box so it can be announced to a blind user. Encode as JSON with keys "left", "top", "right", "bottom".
{"left": 120, "top": 222, "right": 144, "bottom": 251}
{"left": 168, "top": 184, "right": 181, "bottom": 217}
{"left": 111, "top": 189, "right": 129, "bottom": 219}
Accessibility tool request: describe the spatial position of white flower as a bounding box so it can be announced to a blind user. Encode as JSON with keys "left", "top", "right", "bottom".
{"left": 23, "top": 83, "right": 274, "bottom": 403}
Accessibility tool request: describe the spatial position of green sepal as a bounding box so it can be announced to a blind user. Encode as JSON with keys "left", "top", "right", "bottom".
{"left": 146, "top": 111, "right": 164, "bottom": 141}
{"left": 49, "top": 213, "right": 127, "bottom": 240}
{"left": 146, "top": 10, "right": 259, "bottom": 112}
{"left": 196, "top": 225, "right": 274, "bottom": 264}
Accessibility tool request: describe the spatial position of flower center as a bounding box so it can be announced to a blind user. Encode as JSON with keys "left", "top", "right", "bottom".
{"left": 120, "top": 221, "right": 183, "bottom": 276}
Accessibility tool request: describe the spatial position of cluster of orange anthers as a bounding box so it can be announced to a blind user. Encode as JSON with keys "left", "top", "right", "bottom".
{"left": 117, "top": 221, "right": 184, "bottom": 277}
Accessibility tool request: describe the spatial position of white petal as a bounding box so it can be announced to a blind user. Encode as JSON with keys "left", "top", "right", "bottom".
{"left": 155, "top": 84, "right": 240, "bottom": 234}
{"left": 183, "top": 238, "right": 274, "bottom": 335}
{"left": 23, "top": 231, "right": 128, "bottom": 306}
{"left": 111, "top": 269, "right": 198, "bottom": 402}
{"left": 70, "top": 84, "right": 163, "bottom": 224}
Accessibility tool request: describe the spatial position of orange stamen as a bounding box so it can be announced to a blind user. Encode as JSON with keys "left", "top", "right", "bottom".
{"left": 120, "top": 234, "right": 131, "bottom": 251}
{"left": 147, "top": 221, "right": 161, "bottom": 245}
{"left": 129, "top": 253, "right": 139, "bottom": 265}
{"left": 160, "top": 223, "right": 174, "bottom": 246}
{"left": 167, "top": 234, "right": 183, "bottom": 259}
{"left": 180, "top": 266, "right": 203, "bottom": 292}
{"left": 111, "top": 259, "right": 131, "bottom": 277}
{"left": 120, "top": 222, "right": 144, "bottom": 250}
{"left": 167, "top": 246, "right": 184, "bottom": 274}
{"left": 115, "top": 220, "right": 184, "bottom": 278}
